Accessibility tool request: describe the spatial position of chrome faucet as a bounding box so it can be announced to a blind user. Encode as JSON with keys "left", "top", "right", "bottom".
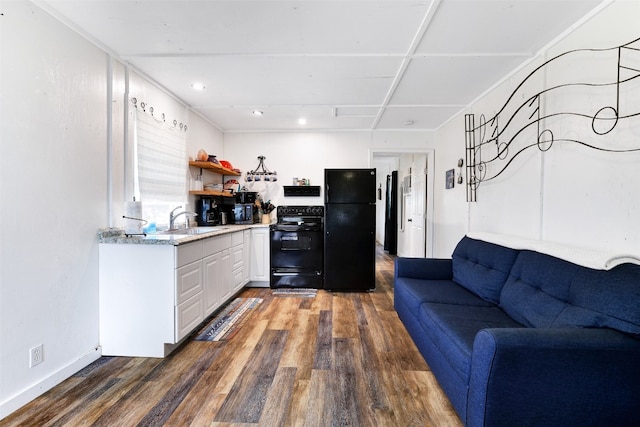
{"left": 169, "top": 205, "right": 198, "bottom": 230}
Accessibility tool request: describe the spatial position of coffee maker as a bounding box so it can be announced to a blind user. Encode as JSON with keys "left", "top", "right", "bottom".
{"left": 196, "top": 197, "right": 219, "bottom": 226}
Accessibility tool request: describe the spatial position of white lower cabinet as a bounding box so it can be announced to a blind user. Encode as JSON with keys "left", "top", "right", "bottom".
{"left": 249, "top": 226, "right": 270, "bottom": 286}
{"left": 231, "top": 231, "right": 245, "bottom": 291}
{"left": 99, "top": 229, "right": 248, "bottom": 358}
{"left": 203, "top": 251, "right": 224, "bottom": 314}
{"left": 175, "top": 257, "right": 204, "bottom": 341}
{"left": 175, "top": 292, "right": 204, "bottom": 342}
{"left": 242, "top": 229, "right": 251, "bottom": 284}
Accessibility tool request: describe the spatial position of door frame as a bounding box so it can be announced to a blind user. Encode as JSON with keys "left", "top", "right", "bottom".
{"left": 370, "top": 148, "right": 435, "bottom": 258}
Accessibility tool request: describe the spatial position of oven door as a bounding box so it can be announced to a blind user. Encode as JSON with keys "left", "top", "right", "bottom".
{"left": 270, "top": 226, "right": 323, "bottom": 268}
{"left": 270, "top": 225, "right": 323, "bottom": 288}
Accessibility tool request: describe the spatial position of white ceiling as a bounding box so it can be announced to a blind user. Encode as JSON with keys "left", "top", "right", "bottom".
{"left": 38, "top": 0, "right": 604, "bottom": 132}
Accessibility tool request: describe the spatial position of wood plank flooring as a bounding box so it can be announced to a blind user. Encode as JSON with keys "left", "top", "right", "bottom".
{"left": 2, "top": 246, "right": 462, "bottom": 427}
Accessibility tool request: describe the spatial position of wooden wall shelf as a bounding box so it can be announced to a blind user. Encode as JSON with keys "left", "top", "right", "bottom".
{"left": 189, "top": 190, "right": 235, "bottom": 198}
{"left": 189, "top": 161, "right": 241, "bottom": 176}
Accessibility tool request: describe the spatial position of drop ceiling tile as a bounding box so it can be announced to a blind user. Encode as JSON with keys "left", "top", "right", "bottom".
{"left": 416, "top": 0, "right": 602, "bottom": 54}
{"left": 132, "top": 55, "right": 402, "bottom": 106}
{"left": 200, "top": 105, "right": 376, "bottom": 132}
{"left": 376, "top": 106, "right": 464, "bottom": 130}
{"left": 389, "top": 55, "right": 527, "bottom": 105}
{"left": 43, "top": 0, "right": 431, "bottom": 55}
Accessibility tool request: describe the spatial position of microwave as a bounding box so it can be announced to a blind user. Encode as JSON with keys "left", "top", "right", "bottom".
{"left": 233, "top": 203, "right": 254, "bottom": 224}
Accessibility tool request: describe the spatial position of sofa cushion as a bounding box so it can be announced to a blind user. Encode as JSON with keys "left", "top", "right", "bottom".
{"left": 395, "top": 277, "right": 495, "bottom": 314}
{"left": 499, "top": 250, "right": 578, "bottom": 328}
{"left": 552, "top": 263, "right": 640, "bottom": 336}
{"left": 419, "top": 303, "right": 523, "bottom": 381}
{"left": 500, "top": 251, "right": 640, "bottom": 336}
{"left": 452, "top": 236, "right": 520, "bottom": 304}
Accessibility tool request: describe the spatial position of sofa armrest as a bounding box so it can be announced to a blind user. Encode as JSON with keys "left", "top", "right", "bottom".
{"left": 394, "top": 257, "right": 453, "bottom": 281}
{"left": 468, "top": 327, "right": 640, "bottom": 427}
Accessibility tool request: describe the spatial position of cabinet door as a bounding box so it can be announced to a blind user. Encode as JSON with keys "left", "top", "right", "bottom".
{"left": 220, "top": 249, "right": 233, "bottom": 301}
{"left": 176, "top": 293, "right": 204, "bottom": 341}
{"left": 203, "top": 251, "right": 224, "bottom": 315}
{"left": 250, "top": 228, "right": 270, "bottom": 281}
{"left": 231, "top": 243, "right": 244, "bottom": 271}
{"left": 176, "top": 261, "right": 203, "bottom": 305}
{"left": 242, "top": 230, "right": 251, "bottom": 284}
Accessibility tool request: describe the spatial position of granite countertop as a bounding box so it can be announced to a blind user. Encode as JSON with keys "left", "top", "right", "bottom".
{"left": 98, "top": 222, "right": 272, "bottom": 246}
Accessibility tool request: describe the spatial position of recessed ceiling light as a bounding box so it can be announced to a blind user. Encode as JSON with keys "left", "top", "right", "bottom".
{"left": 253, "top": 110, "right": 264, "bottom": 116}
{"left": 190, "top": 82, "right": 206, "bottom": 91}
{"left": 298, "top": 118, "right": 307, "bottom": 125}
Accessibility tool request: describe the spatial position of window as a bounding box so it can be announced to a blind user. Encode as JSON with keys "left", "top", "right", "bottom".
{"left": 134, "top": 108, "right": 187, "bottom": 227}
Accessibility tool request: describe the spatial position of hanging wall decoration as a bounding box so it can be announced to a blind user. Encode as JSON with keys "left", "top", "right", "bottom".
{"left": 245, "top": 155, "right": 278, "bottom": 182}
{"left": 464, "top": 36, "right": 640, "bottom": 202}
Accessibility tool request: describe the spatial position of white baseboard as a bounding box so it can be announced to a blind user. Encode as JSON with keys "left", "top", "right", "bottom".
{"left": 0, "top": 346, "right": 102, "bottom": 420}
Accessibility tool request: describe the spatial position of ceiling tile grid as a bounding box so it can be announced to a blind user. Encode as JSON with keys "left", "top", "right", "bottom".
{"left": 39, "top": 0, "right": 604, "bottom": 132}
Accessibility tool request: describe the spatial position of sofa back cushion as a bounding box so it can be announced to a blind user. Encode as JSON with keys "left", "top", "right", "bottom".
{"left": 500, "top": 250, "right": 640, "bottom": 336}
{"left": 451, "top": 236, "right": 519, "bottom": 304}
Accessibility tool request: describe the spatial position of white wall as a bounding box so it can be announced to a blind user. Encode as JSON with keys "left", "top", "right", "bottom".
{"left": 1, "top": 1, "right": 106, "bottom": 416}
{"left": 0, "top": 1, "right": 224, "bottom": 418}
{"left": 223, "top": 132, "right": 430, "bottom": 224}
{"left": 431, "top": 0, "right": 640, "bottom": 258}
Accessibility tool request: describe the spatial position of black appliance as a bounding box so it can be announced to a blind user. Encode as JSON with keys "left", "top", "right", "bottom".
{"left": 324, "top": 168, "right": 376, "bottom": 291}
{"left": 270, "top": 205, "right": 324, "bottom": 289}
{"left": 384, "top": 171, "right": 398, "bottom": 254}
{"left": 196, "top": 196, "right": 234, "bottom": 226}
{"left": 235, "top": 191, "right": 257, "bottom": 204}
{"left": 233, "top": 203, "right": 255, "bottom": 224}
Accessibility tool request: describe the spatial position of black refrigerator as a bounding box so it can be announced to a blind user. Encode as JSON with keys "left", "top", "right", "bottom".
{"left": 324, "top": 168, "right": 376, "bottom": 291}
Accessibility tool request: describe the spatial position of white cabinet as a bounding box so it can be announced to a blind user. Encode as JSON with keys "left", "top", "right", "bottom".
{"left": 175, "top": 258, "right": 204, "bottom": 341}
{"left": 231, "top": 231, "right": 248, "bottom": 291}
{"left": 242, "top": 229, "right": 251, "bottom": 285}
{"left": 203, "top": 234, "right": 232, "bottom": 313}
{"left": 99, "top": 230, "right": 246, "bottom": 358}
{"left": 249, "top": 226, "right": 270, "bottom": 286}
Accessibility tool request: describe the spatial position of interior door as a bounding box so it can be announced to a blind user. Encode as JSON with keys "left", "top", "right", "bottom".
{"left": 409, "top": 154, "right": 427, "bottom": 257}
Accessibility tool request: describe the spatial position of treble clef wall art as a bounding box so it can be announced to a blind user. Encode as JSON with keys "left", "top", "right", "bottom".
{"left": 464, "top": 36, "right": 640, "bottom": 202}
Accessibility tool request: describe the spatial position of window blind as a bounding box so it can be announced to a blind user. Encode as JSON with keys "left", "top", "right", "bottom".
{"left": 134, "top": 108, "right": 187, "bottom": 204}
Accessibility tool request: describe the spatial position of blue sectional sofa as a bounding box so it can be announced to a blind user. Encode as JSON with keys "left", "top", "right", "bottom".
{"left": 394, "top": 235, "right": 640, "bottom": 427}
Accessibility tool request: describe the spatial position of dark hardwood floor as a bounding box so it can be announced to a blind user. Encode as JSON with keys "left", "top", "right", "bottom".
{"left": 2, "top": 245, "right": 462, "bottom": 427}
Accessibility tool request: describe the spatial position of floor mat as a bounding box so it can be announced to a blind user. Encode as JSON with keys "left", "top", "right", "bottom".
{"left": 194, "top": 297, "right": 263, "bottom": 341}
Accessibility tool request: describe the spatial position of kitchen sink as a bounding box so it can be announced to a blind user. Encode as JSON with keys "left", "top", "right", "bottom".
{"left": 158, "top": 226, "right": 229, "bottom": 236}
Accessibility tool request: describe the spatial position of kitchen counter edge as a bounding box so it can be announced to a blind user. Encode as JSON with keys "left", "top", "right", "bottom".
{"left": 98, "top": 223, "right": 272, "bottom": 246}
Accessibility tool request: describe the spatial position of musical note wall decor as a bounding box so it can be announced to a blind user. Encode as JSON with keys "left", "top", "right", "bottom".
{"left": 465, "top": 36, "right": 640, "bottom": 202}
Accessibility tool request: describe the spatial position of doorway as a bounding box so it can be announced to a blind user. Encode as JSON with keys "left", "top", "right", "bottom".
{"left": 371, "top": 148, "right": 434, "bottom": 258}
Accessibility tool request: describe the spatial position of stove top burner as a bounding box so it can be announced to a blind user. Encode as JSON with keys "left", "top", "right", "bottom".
{"left": 277, "top": 205, "right": 324, "bottom": 218}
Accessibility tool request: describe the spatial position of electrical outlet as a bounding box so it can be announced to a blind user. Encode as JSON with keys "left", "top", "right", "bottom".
{"left": 30, "top": 344, "right": 44, "bottom": 368}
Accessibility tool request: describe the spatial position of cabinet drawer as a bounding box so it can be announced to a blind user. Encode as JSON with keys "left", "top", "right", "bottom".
{"left": 203, "top": 234, "right": 232, "bottom": 257}
{"left": 175, "top": 293, "right": 204, "bottom": 341}
{"left": 231, "top": 231, "right": 244, "bottom": 247}
{"left": 176, "top": 241, "right": 203, "bottom": 267}
{"left": 176, "top": 261, "right": 203, "bottom": 304}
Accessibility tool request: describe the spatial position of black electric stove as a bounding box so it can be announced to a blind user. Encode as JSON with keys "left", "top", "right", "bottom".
{"left": 269, "top": 206, "right": 324, "bottom": 288}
